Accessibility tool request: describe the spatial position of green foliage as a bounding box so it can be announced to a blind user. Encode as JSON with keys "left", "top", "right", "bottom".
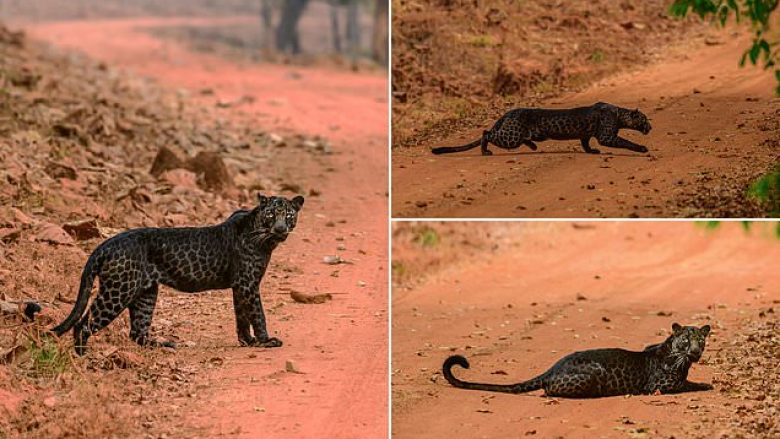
{"left": 695, "top": 220, "right": 780, "bottom": 238}
{"left": 590, "top": 49, "right": 605, "bottom": 63}
{"left": 669, "top": 0, "right": 780, "bottom": 95}
{"left": 391, "top": 260, "right": 407, "bottom": 280}
{"left": 466, "top": 34, "right": 497, "bottom": 48}
{"left": 414, "top": 227, "right": 440, "bottom": 247}
{"left": 27, "top": 336, "right": 71, "bottom": 379}
{"left": 697, "top": 220, "right": 723, "bottom": 230}
{"left": 748, "top": 165, "right": 780, "bottom": 216}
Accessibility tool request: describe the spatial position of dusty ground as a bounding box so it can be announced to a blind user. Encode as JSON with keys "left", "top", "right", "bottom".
{"left": 0, "top": 11, "right": 387, "bottom": 439}
{"left": 391, "top": 0, "right": 780, "bottom": 218}
{"left": 392, "top": 221, "right": 780, "bottom": 438}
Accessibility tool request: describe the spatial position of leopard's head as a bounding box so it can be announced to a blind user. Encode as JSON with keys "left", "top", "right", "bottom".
{"left": 666, "top": 323, "right": 711, "bottom": 364}
{"left": 249, "top": 193, "right": 304, "bottom": 242}
{"left": 625, "top": 108, "right": 652, "bottom": 135}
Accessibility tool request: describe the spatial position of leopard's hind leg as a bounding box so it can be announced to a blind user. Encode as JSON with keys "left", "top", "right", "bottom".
{"left": 73, "top": 278, "right": 138, "bottom": 355}
{"left": 129, "top": 283, "right": 175, "bottom": 349}
{"left": 480, "top": 131, "right": 493, "bottom": 156}
{"left": 488, "top": 128, "right": 535, "bottom": 154}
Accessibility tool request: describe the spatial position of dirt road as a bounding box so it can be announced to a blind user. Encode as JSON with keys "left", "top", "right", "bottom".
{"left": 392, "top": 222, "right": 780, "bottom": 438}
{"left": 19, "top": 18, "right": 388, "bottom": 438}
{"left": 392, "top": 36, "right": 780, "bottom": 218}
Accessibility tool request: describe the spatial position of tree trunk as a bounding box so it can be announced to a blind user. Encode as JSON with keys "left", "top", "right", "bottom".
{"left": 329, "top": 0, "right": 342, "bottom": 53}
{"left": 371, "top": 0, "right": 389, "bottom": 65}
{"left": 260, "top": 0, "right": 274, "bottom": 49}
{"left": 345, "top": 0, "right": 361, "bottom": 62}
{"left": 276, "top": 0, "right": 310, "bottom": 54}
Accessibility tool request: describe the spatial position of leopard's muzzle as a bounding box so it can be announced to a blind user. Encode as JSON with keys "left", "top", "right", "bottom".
{"left": 271, "top": 221, "right": 289, "bottom": 240}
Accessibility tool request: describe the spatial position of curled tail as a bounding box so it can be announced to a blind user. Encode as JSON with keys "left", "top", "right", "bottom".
{"left": 51, "top": 252, "right": 100, "bottom": 336}
{"left": 431, "top": 138, "right": 481, "bottom": 155}
{"left": 442, "top": 355, "right": 545, "bottom": 394}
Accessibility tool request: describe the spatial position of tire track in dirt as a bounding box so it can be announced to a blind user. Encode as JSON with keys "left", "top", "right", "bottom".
{"left": 392, "top": 35, "right": 779, "bottom": 218}
{"left": 392, "top": 222, "right": 780, "bottom": 438}
{"left": 19, "top": 18, "right": 388, "bottom": 438}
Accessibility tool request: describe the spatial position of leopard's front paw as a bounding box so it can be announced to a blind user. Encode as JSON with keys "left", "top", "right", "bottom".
{"left": 586, "top": 148, "right": 601, "bottom": 154}
{"left": 239, "top": 336, "right": 257, "bottom": 347}
{"left": 634, "top": 145, "right": 649, "bottom": 153}
{"left": 255, "top": 337, "right": 283, "bottom": 348}
{"left": 481, "top": 150, "right": 493, "bottom": 156}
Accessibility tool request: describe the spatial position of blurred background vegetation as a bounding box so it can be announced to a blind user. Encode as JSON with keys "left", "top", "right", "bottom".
{"left": 0, "top": 0, "right": 388, "bottom": 66}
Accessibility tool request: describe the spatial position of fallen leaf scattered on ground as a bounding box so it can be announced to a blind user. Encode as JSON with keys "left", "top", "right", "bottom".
{"left": 290, "top": 291, "right": 332, "bottom": 304}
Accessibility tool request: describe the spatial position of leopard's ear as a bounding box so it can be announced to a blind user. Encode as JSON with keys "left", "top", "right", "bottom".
{"left": 291, "top": 195, "right": 305, "bottom": 211}
{"left": 257, "top": 193, "right": 269, "bottom": 208}
{"left": 700, "top": 325, "right": 711, "bottom": 337}
{"left": 672, "top": 322, "right": 683, "bottom": 334}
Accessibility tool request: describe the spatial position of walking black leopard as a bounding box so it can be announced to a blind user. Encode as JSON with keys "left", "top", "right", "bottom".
{"left": 51, "top": 193, "right": 304, "bottom": 355}
{"left": 431, "top": 102, "right": 652, "bottom": 156}
{"left": 443, "top": 323, "right": 712, "bottom": 398}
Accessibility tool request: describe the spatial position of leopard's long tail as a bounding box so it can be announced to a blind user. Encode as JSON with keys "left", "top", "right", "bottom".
{"left": 442, "top": 355, "right": 546, "bottom": 394}
{"left": 431, "top": 138, "right": 481, "bottom": 155}
{"left": 51, "top": 252, "right": 100, "bottom": 336}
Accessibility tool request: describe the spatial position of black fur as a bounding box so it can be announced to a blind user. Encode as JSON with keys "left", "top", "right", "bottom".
{"left": 432, "top": 102, "right": 652, "bottom": 156}
{"left": 443, "top": 323, "right": 712, "bottom": 398}
{"left": 52, "top": 193, "right": 304, "bottom": 355}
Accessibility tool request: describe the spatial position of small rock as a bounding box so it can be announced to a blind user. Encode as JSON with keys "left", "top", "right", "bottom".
{"left": 62, "top": 219, "right": 101, "bottom": 241}
{"left": 44, "top": 161, "right": 77, "bottom": 180}
{"left": 269, "top": 133, "right": 285, "bottom": 147}
{"left": 150, "top": 146, "right": 186, "bottom": 177}
{"left": 42, "top": 396, "right": 57, "bottom": 408}
{"left": 322, "top": 255, "right": 348, "bottom": 265}
{"left": 285, "top": 360, "right": 303, "bottom": 374}
{"left": 160, "top": 169, "right": 199, "bottom": 189}
{"left": 35, "top": 223, "right": 75, "bottom": 245}
{"left": 11, "top": 208, "right": 33, "bottom": 225}
{"left": 392, "top": 91, "right": 407, "bottom": 103}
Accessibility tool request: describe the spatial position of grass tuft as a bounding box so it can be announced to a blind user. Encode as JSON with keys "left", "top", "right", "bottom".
{"left": 414, "top": 227, "right": 440, "bottom": 247}
{"left": 22, "top": 330, "right": 73, "bottom": 380}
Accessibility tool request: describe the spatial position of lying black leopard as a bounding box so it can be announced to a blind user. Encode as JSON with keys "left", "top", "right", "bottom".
{"left": 443, "top": 323, "right": 712, "bottom": 398}
{"left": 52, "top": 193, "right": 304, "bottom": 355}
{"left": 431, "top": 102, "right": 652, "bottom": 156}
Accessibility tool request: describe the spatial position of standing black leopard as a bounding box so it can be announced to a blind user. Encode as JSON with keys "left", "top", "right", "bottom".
{"left": 443, "top": 323, "right": 712, "bottom": 398}
{"left": 431, "top": 102, "right": 652, "bottom": 156}
{"left": 52, "top": 193, "right": 304, "bottom": 355}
